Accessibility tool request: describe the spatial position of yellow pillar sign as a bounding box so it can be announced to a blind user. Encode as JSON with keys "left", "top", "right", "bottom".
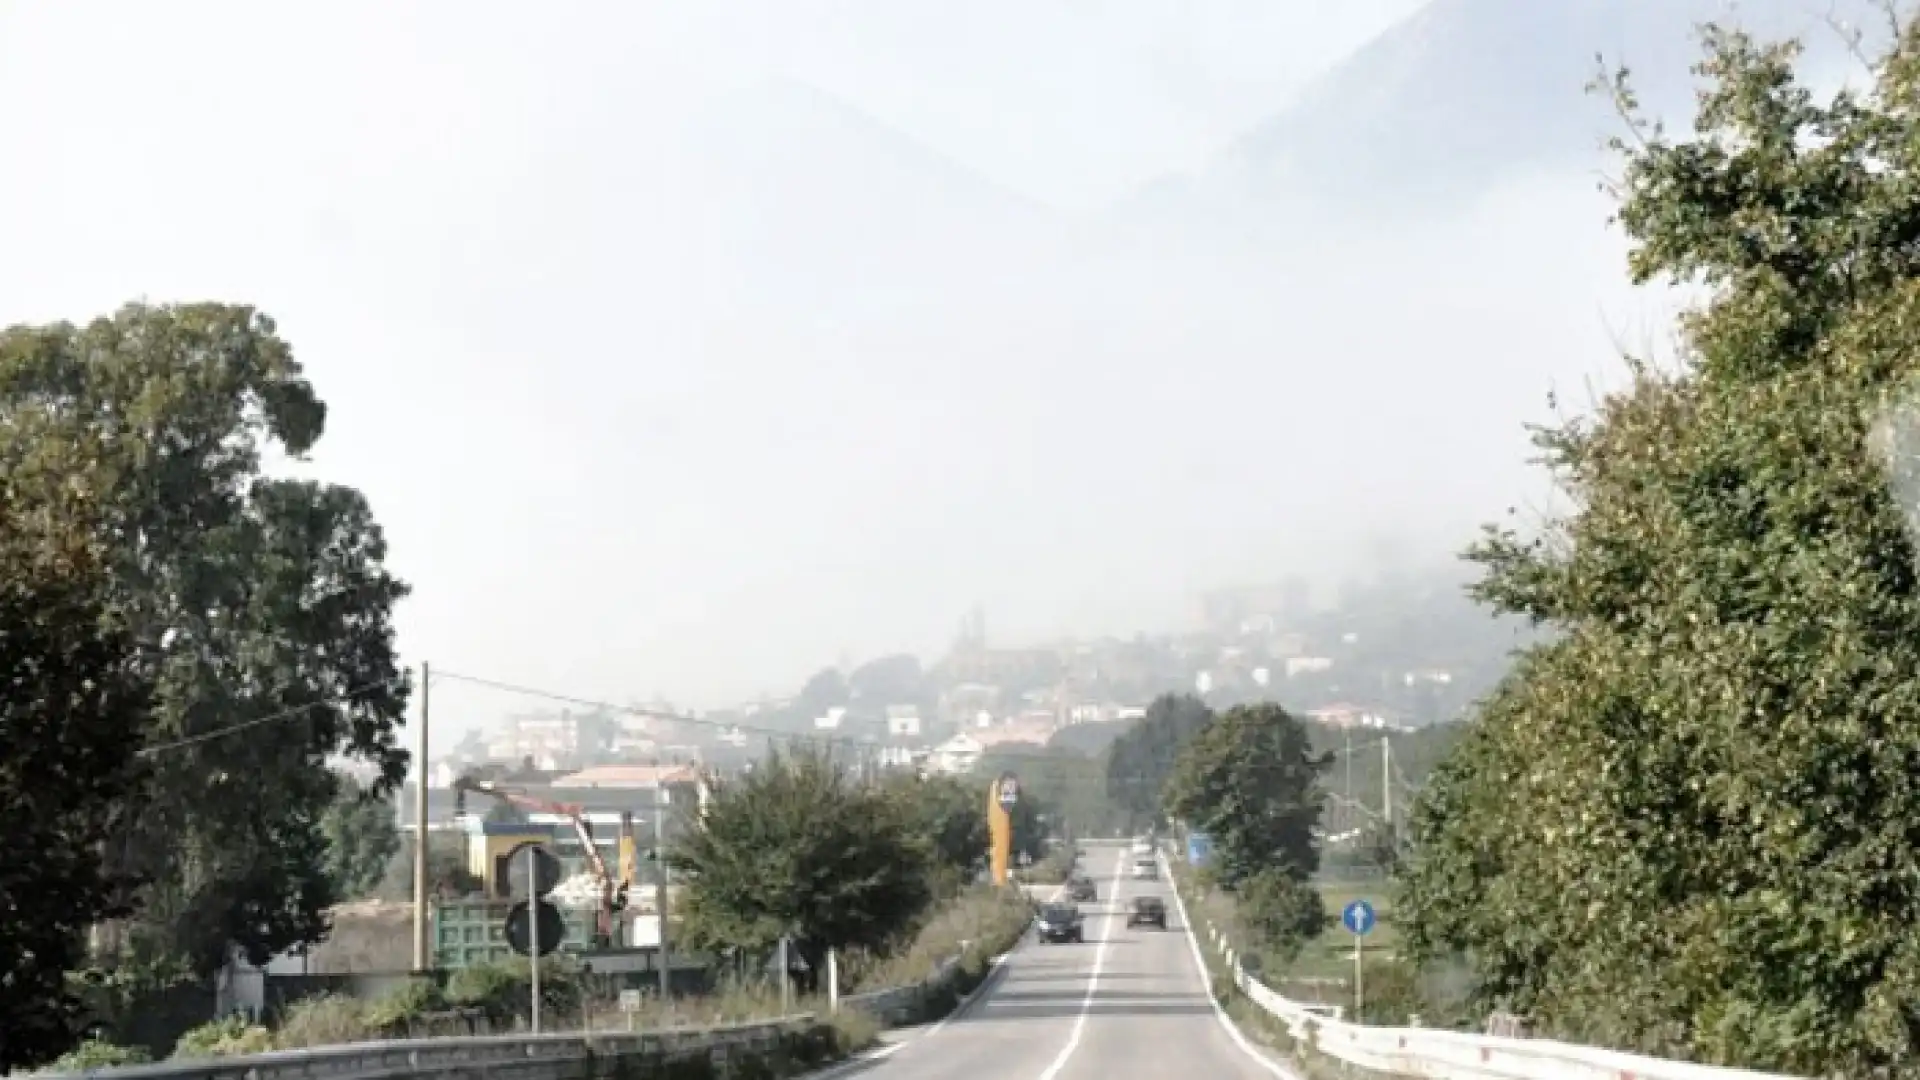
{"left": 988, "top": 773, "right": 1016, "bottom": 886}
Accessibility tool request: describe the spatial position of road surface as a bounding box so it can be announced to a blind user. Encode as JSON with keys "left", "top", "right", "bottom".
{"left": 832, "top": 842, "right": 1294, "bottom": 1080}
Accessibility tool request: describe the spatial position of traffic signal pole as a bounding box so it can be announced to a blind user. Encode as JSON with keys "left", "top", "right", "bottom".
{"left": 527, "top": 846, "right": 542, "bottom": 1033}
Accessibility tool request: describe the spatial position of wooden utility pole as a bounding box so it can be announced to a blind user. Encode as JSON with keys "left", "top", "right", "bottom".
{"left": 411, "top": 661, "right": 431, "bottom": 972}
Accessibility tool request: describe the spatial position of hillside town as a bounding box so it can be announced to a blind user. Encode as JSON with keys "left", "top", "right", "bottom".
{"left": 416, "top": 571, "right": 1522, "bottom": 791}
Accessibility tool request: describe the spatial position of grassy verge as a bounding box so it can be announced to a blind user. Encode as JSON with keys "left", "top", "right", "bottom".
{"left": 1020, "top": 847, "right": 1076, "bottom": 886}
{"left": 1170, "top": 865, "right": 1428, "bottom": 1080}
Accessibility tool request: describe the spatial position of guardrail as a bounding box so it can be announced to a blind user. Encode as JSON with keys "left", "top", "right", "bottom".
{"left": 1161, "top": 852, "right": 1803, "bottom": 1080}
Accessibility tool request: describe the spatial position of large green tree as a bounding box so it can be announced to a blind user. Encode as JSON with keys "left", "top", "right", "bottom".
{"left": 1163, "top": 703, "right": 1329, "bottom": 889}
{"left": 668, "top": 748, "right": 932, "bottom": 986}
{"left": 321, "top": 777, "right": 402, "bottom": 901}
{"left": 0, "top": 487, "right": 153, "bottom": 1072}
{"left": 1105, "top": 694, "right": 1214, "bottom": 829}
{"left": 880, "top": 771, "right": 990, "bottom": 895}
{"left": 1400, "top": 17, "right": 1920, "bottom": 1074}
{"left": 0, "top": 303, "right": 412, "bottom": 974}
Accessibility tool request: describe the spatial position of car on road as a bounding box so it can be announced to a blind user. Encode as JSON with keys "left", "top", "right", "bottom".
{"left": 1035, "top": 903, "right": 1085, "bottom": 944}
{"left": 1066, "top": 876, "right": 1098, "bottom": 902}
{"left": 1126, "top": 896, "right": 1168, "bottom": 929}
{"left": 1130, "top": 836, "right": 1154, "bottom": 855}
{"left": 1131, "top": 855, "right": 1159, "bottom": 880}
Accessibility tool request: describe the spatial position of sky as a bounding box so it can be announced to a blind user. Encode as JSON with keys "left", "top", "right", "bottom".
{"left": 0, "top": 0, "right": 1727, "bottom": 727}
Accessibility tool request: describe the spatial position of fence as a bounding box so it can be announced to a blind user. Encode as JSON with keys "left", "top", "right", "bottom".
{"left": 1163, "top": 852, "right": 1804, "bottom": 1080}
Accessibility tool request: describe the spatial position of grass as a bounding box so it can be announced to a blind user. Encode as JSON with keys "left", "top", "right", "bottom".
{"left": 1283, "top": 879, "right": 1400, "bottom": 989}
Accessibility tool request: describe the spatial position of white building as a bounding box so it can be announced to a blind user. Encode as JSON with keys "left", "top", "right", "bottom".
{"left": 930, "top": 734, "right": 983, "bottom": 775}
{"left": 885, "top": 705, "right": 923, "bottom": 738}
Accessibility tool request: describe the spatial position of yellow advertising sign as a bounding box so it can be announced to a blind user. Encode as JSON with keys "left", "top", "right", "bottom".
{"left": 988, "top": 774, "right": 1015, "bottom": 886}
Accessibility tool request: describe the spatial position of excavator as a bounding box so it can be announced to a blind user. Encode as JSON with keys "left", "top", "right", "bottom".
{"left": 451, "top": 774, "right": 631, "bottom": 948}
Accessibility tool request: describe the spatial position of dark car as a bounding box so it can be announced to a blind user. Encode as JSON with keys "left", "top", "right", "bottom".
{"left": 1126, "top": 896, "right": 1168, "bottom": 930}
{"left": 1035, "top": 903, "right": 1084, "bottom": 944}
{"left": 1067, "top": 876, "right": 1098, "bottom": 902}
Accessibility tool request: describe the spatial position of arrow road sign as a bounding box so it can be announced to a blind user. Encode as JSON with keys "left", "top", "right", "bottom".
{"left": 1342, "top": 899, "right": 1376, "bottom": 937}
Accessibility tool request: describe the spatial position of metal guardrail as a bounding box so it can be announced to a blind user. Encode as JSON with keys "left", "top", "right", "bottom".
{"left": 1161, "top": 851, "right": 1804, "bottom": 1080}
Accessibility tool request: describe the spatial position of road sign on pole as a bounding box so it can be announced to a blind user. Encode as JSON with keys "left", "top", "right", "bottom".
{"left": 1342, "top": 899, "right": 1375, "bottom": 1020}
{"left": 1341, "top": 899, "right": 1376, "bottom": 936}
{"left": 997, "top": 774, "right": 1019, "bottom": 810}
{"left": 1186, "top": 831, "right": 1213, "bottom": 867}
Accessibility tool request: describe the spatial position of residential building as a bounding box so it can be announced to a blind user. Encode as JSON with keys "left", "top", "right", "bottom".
{"left": 885, "top": 705, "right": 923, "bottom": 738}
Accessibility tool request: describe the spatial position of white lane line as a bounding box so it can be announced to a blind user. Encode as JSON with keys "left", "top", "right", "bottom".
{"left": 1034, "top": 849, "right": 1127, "bottom": 1080}
{"left": 1161, "top": 851, "right": 1302, "bottom": 1080}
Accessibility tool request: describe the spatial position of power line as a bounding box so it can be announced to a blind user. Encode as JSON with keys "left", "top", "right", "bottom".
{"left": 138, "top": 673, "right": 412, "bottom": 756}
{"left": 431, "top": 669, "right": 876, "bottom": 751}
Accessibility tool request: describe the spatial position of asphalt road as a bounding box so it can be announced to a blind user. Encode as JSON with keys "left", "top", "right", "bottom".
{"left": 830, "top": 842, "right": 1295, "bottom": 1080}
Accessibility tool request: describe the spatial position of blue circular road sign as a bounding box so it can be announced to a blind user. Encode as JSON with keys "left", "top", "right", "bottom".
{"left": 1342, "top": 899, "right": 1376, "bottom": 936}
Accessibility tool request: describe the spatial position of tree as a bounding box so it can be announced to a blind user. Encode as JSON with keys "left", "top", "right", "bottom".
{"left": 1399, "top": 17, "right": 1920, "bottom": 1073}
{"left": 880, "top": 772, "right": 989, "bottom": 895}
{"left": 667, "top": 748, "right": 932, "bottom": 987}
{"left": 321, "top": 777, "right": 402, "bottom": 901}
{"left": 1105, "top": 694, "right": 1215, "bottom": 829}
{"left": 0, "top": 303, "right": 412, "bottom": 974}
{"left": 1163, "top": 703, "right": 1328, "bottom": 889}
{"left": 1235, "top": 868, "right": 1326, "bottom": 968}
{"left": 977, "top": 743, "right": 1128, "bottom": 838}
{"left": 0, "top": 486, "right": 153, "bottom": 1072}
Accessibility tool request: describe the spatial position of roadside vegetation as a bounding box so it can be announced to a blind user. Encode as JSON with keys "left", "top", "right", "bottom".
{"left": 1396, "top": 13, "right": 1920, "bottom": 1076}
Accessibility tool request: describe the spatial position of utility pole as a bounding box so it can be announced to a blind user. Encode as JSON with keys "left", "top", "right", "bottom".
{"left": 1344, "top": 729, "right": 1354, "bottom": 835}
{"left": 655, "top": 787, "right": 672, "bottom": 1002}
{"left": 411, "top": 661, "right": 431, "bottom": 972}
{"left": 1382, "top": 737, "right": 1393, "bottom": 835}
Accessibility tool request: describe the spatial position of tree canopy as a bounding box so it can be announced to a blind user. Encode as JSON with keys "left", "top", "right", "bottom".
{"left": 1163, "top": 702, "right": 1328, "bottom": 889}
{"left": 0, "top": 487, "right": 152, "bottom": 1072}
{"left": 1399, "top": 17, "right": 1920, "bottom": 1074}
{"left": 667, "top": 748, "right": 932, "bottom": 984}
{"left": 0, "top": 302, "right": 412, "bottom": 975}
{"left": 1105, "top": 693, "right": 1214, "bottom": 829}
{"left": 321, "top": 777, "right": 403, "bottom": 901}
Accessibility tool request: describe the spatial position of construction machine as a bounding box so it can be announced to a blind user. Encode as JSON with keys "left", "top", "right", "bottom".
{"left": 450, "top": 775, "right": 631, "bottom": 948}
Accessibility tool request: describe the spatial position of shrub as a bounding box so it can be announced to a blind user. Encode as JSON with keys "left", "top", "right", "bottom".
{"left": 273, "top": 995, "right": 376, "bottom": 1049}
{"left": 47, "top": 1039, "right": 151, "bottom": 1071}
{"left": 363, "top": 979, "right": 446, "bottom": 1034}
{"left": 172, "top": 1015, "right": 274, "bottom": 1059}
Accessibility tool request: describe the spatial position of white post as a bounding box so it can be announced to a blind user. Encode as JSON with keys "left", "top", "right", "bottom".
{"left": 527, "top": 848, "right": 542, "bottom": 1034}
{"left": 828, "top": 949, "right": 840, "bottom": 1012}
{"left": 777, "top": 937, "right": 791, "bottom": 1014}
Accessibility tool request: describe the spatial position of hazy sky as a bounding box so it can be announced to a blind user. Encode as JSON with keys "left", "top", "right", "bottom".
{"left": 0, "top": 0, "right": 1700, "bottom": 726}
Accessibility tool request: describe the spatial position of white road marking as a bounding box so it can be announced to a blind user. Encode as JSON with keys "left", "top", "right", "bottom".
{"left": 1161, "top": 850, "right": 1302, "bottom": 1079}
{"left": 1034, "top": 849, "right": 1127, "bottom": 1080}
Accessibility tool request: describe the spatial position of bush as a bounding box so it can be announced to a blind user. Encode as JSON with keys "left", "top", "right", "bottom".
{"left": 47, "top": 1039, "right": 151, "bottom": 1071}
{"left": 1022, "top": 848, "right": 1075, "bottom": 886}
{"left": 273, "top": 995, "right": 376, "bottom": 1049}
{"left": 850, "top": 885, "right": 1032, "bottom": 992}
{"left": 363, "top": 979, "right": 447, "bottom": 1034}
{"left": 443, "top": 958, "right": 583, "bottom": 1028}
{"left": 172, "top": 1016, "right": 273, "bottom": 1059}
{"left": 1236, "top": 869, "right": 1326, "bottom": 968}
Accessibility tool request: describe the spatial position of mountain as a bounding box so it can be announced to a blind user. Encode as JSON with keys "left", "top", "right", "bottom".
{"left": 1109, "top": 0, "right": 1859, "bottom": 225}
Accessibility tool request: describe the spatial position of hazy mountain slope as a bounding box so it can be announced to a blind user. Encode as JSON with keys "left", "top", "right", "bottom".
{"left": 1111, "top": 0, "right": 1858, "bottom": 224}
